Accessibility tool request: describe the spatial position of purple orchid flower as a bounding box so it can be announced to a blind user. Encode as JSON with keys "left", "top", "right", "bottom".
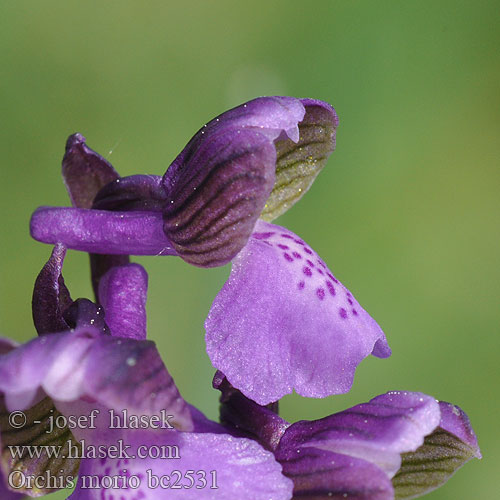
{"left": 30, "top": 96, "right": 391, "bottom": 406}
{"left": 0, "top": 250, "right": 480, "bottom": 500}
{"left": 0, "top": 249, "right": 293, "bottom": 499}
{"left": 214, "top": 374, "right": 481, "bottom": 499}
{"left": 2, "top": 105, "right": 481, "bottom": 498}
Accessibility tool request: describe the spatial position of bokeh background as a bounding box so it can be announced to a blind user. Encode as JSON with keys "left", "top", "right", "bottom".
{"left": 1, "top": 1, "right": 498, "bottom": 498}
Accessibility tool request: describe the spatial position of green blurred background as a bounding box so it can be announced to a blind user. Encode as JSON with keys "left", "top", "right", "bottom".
{"left": 1, "top": 1, "right": 498, "bottom": 498}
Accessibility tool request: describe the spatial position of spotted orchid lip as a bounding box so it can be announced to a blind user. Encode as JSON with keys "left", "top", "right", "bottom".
{"left": 206, "top": 220, "right": 390, "bottom": 406}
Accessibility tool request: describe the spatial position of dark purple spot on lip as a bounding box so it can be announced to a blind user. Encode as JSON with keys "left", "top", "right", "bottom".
{"left": 347, "top": 298, "right": 353, "bottom": 305}
{"left": 292, "top": 251, "right": 302, "bottom": 259}
{"left": 307, "top": 259, "right": 315, "bottom": 267}
{"left": 278, "top": 244, "right": 289, "bottom": 250}
{"left": 294, "top": 238, "right": 305, "bottom": 245}
{"left": 318, "top": 259, "right": 327, "bottom": 268}
{"left": 352, "top": 309, "right": 358, "bottom": 315}
{"left": 326, "top": 280, "right": 336, "bottom": 296}
{"left": 283, "top": 253, "right": 293, "bottom": 262}
{"left": 298, "top": 281, "right": 305, "bottom": 290}
{"left": 303, "top": 266, "right": 313, "bottom": 277}
{"left": 316, "top": 288, "right": 325, "bottom": 300}
{"left": 317, "top": 268, "right": 324, "bottom": 275}
{"left": 339, "top": 307, "right": 348, "bottom": 319}
{"left": 281, "top": 234, "right": 294, "bottom": 239}
{"left": 253, "top": 232, "right": 275, "bottom": 240}
{"left": 304, "top": 247, "right": 313, "bottom": 255}
{"left": 327, "top": 272, "right": 339, "bottom": 283}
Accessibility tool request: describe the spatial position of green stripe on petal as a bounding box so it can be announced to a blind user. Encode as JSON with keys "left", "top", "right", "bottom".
{"left": 393, "top": 428, "right": 480, "bottom": 499}
{"left": 262, "top": 100, "right": 338, "bottom": 221}
{"left": 0, "top": 396, "right": 80, "bottom": 496}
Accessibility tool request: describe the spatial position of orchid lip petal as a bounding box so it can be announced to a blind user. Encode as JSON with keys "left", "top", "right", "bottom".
{"left": 30, "top": 206, "right": 178, "bottom": 256}
{"left": 206, "top": 220, "right": 390, "bottom": 405}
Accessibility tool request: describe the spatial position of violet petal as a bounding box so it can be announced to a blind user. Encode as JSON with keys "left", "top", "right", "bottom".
{"left": 92, "top": 174, "right": 166, "bottom": 212}
{"left": 61, "top": 134, "right": 135, "bottom": 300}
{"left": 31, "top": 243, "right": 72, "bottom": 335}
{"left": 62, "top": 133, "right": 119, "bottom": 209}
{"left": 163, "top": 98, "right": 305, "bottom": 196}
{"left": 0, "top": 338, "right": 18, "bottom": 355}
{"left": 69, "top": 429, "right": 293, "bottom": 500}
{"left": 205, "top": 220, "right": 390, "bottom": 405}
{"left": 277, "top": 392, "right": 440, "bottom": 479}
{"left": 89, "top": 254, "right": 130, "bottom": 303}
{"left": 62, "top": 298, "right": 109, "bottom": 335}
{"left": 0, "top": 329, "right": 192, "bottom": 431}
{"left": 30, "top": 207, "right": 178, "bottom": 256}
{"left": 277, "top": 446, "right": 394, "bottom": 500}
{"left": 163, "top": 127, "right": 277, "bottom": 267}
{"left": 98, "top": 264, "right": 148, "bottom": 340}
{"left": 438, "top": 401, "right": 481, "bottom": 456}
{"left": 392, "top": 401, "right": 481, "bottom": 499}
